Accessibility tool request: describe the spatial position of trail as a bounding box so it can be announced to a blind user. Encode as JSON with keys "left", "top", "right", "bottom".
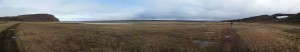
{"left": 0, "top": 23, "right": 21, "bottom": 52}
{"left": 220, "top": 26, "right": 241, "bottom": 52}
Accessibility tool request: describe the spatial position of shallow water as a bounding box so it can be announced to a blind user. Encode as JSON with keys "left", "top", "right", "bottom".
{"left": 192, "top": 40, "right": 216, "bottom": 48}
{"left": 60, "top": 21, "right": 133, "bottom": 25}
{"left": 224, "top": 35, "right": 231, "bottom": 38}
{"left": 204, "top": 32, "right": 216, "bottom": 35}
{"left": 84, "top": 23, "right": 132, "bottom": 25}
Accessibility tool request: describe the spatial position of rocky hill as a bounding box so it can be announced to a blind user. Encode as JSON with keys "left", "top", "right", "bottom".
{"left": 0, "top": 14, "right": 60, "bottom": 22}
{"left": 224, "top": 12, "right": 300, "bottom": 23}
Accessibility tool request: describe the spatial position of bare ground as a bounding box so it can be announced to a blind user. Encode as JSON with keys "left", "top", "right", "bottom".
{"left": 220, "top": 26, "right": 241, "bottom": 52}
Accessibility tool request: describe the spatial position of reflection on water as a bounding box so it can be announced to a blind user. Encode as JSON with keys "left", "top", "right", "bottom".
{"left": 192, "top": 40, "right": 215, "bottom": 48}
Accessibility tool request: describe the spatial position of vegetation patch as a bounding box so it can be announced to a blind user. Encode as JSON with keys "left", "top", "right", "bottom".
{"left": 284, "top": 29, "right": 300, "bottom": 35}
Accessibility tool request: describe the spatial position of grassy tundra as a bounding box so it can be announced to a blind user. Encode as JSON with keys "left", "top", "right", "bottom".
{"left": 0, "top": 22, "right": 299, "bottom": 52}
{"left": 0, "top": 22, "right": 19, "bottom": 31}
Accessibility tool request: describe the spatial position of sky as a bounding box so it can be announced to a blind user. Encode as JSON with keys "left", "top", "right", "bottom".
{"left": 0, "top": 0, "right": 300, "bottom": 21}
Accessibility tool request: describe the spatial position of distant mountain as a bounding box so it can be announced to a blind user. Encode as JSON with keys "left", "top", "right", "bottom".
{"left": 0, "top": 14, "right": 60, "bottom": 22}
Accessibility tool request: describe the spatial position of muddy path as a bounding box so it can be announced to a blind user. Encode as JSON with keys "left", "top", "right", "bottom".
{"left": 0, "top": 23, "right": 21, "bottom": 52}
{"left": 220, "top": 26, "right": 241, "bottom": 52}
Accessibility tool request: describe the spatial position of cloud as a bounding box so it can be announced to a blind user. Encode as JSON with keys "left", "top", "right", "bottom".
{"left": 0, "top": 0, "right": 143, "bottom": 21}
{"left": 136, "top": 0, "right": 300, "bottom": 20}
{"left": 0, "top": 0, "right": 300, "bottom": 21}
{"left": 58, "top": 7, "right": 144, "bottom": 21}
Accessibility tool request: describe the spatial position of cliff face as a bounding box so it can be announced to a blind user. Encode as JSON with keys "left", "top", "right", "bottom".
{"left": 0, "top": 14, "right": 59, "bottom": 22}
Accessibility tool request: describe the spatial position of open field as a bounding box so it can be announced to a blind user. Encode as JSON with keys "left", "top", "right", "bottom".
{"left": 0, "top": 22, "right": 19, "bottom": 31}
{"left": 0, "top": 22, "right": 300, "bottom": 52}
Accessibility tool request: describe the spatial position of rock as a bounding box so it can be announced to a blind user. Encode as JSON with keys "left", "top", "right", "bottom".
{"left": 0, "top": 14, "right": 59, "bottom": 22}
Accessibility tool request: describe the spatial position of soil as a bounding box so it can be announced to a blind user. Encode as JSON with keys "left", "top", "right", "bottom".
{"left": 220, "top": 26, "right": 241, "bottom": 52}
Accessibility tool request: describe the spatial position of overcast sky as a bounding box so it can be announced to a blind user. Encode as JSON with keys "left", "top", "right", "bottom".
{"left": 0, "top": 0, "right": 300, "bottom": 21}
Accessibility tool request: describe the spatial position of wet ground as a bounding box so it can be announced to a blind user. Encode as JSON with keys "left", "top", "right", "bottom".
{"left": 192, "top": 40, "right": 216, "bottom": 48}
{"left": 219, "top": 26, "right": 241, "bottom": 52}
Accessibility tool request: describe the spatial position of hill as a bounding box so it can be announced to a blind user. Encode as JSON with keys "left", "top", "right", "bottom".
{"left": 224, "top": 12, "right": 300, "bottom": 23}
{"left": 0, "top": 14, "right": 60, "bottom": 22}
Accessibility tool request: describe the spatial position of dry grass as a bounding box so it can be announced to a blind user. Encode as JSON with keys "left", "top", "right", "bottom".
{"left": 15, "top": 22, "right": 226, "bottom": 52}
{"left": 8, "top": 22, "right": 300, "bottom": 52}
{"left": 234, "top": 23, "right": 300, "bottom": 52}
{"left": 0, "top": 22, "right": 19, "bottom": 31}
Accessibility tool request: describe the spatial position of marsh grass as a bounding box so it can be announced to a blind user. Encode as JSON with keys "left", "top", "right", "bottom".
{"left": 0, "top": 22, "right": 19, "bottom": 31}
{"left": 15, "top": 22, "right": 226, "bottom": 52}
{"left": 234, "top": 23, "right": 300, "bottom": 52}
{"left": 284, "top": 29, "right": 300, "bottom": 35}
{"left": 10, "top": 22, "right": 300, "bottom": 52}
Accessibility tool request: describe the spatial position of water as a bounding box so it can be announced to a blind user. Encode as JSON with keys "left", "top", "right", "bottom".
{"left": 84, "top": 23, "right": 132, "bottom": 25}
{"left": 204, "top": 32, "right": 216, "bottom": 35}
{"left": 192, "top": 40, "right": 216, "bottom": 48}
{"left": 224, "top": 35, "right": 231, "bottom": 39}
{"left": 60, "top": 22, "right": 133, "bottom": 25}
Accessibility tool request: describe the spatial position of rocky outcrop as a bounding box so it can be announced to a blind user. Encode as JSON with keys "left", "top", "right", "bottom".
{"left": 0, "top": 14, "right": 59, "bottom": 22}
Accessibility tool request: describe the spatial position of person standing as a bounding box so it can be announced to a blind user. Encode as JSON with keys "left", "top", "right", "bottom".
{"left": 230, "top": 21, "right": 233, "bottom": 27}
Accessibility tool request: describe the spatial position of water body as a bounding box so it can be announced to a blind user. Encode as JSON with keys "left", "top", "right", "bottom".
{"left": 192, "top": 40, "right": 216, "bottom": 48}
{"left": 84, "top": 23, "right": 132, "bottom": 25}
{"left": 60, "top": 21, "right": 133, "bottom": 25}
{"left": 204, "top": 32, "right": 216, "bottom": 35}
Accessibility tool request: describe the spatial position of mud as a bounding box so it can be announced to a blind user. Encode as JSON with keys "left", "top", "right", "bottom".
{"left": 219, "top": 27, "right": 241, "bottom": 52}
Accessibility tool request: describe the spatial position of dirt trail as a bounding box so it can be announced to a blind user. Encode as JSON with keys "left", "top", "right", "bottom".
{"left": 0, "top": 23, "right": 21, "bottom": 52}
{"left": 220, "top": 26, "right": 241, "bottom": 52}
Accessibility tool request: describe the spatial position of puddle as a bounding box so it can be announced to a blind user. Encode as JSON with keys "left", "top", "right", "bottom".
{"left": 9, "top": 29, "right": 16, "bottom": 31}
{"left": 11, "top": 37, "right": 16, "bottom": 39}
{"left": 192, "top": 40, "right": 216, "bottom": 48}
{"left": 84, "top": 23, "right": 132, "bottom": 25}
{"left": 224, "top": 35, "right": 231, "bottom": 38}
{"left": 204, "top": 32, "right": 216, "bottom": 35}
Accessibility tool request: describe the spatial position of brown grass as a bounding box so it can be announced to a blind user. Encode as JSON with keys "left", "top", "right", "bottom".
{"left": 15, "top": 22, "right": 227, "bottom": 52}
{"left": 7, "top": 22, "right": 300, "bottom": 52}
{"left": 234, "top": 23, "right": 299, "bottom": 52}
{"left": 0, "top": 22, "right": 19, "bottom": 31}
